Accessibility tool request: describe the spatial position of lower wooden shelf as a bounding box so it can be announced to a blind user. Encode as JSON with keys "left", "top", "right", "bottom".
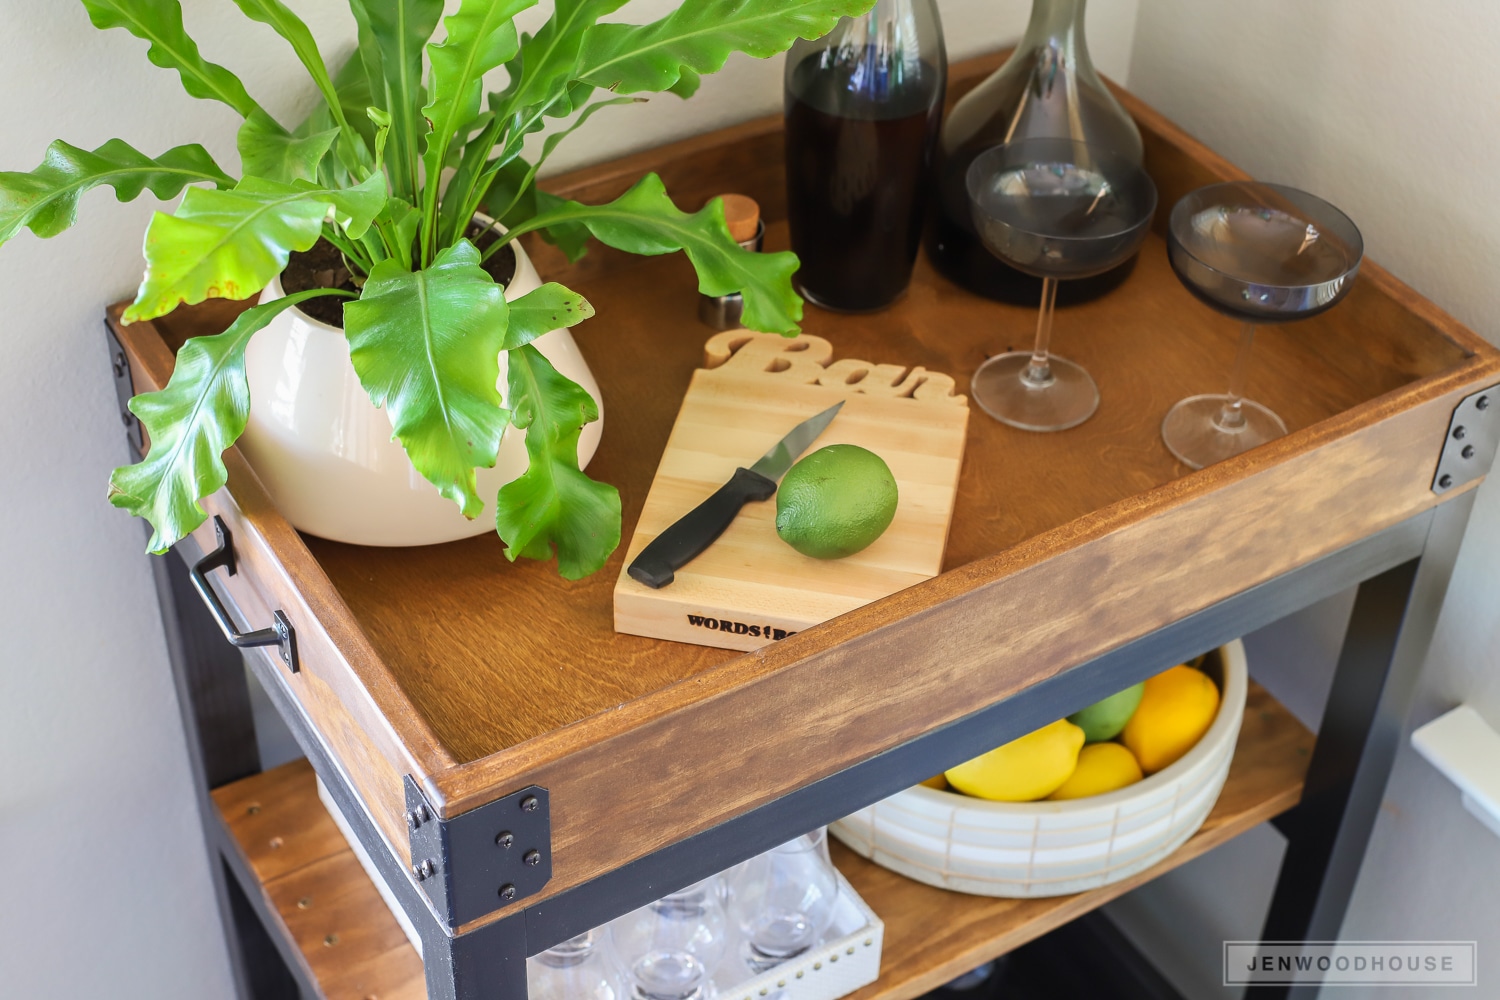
{"left": 212, "top": 682, "right": 1311, "bottom": 1000}
{"left": 213, "top": 760, "right": 427, "bottom": 1000}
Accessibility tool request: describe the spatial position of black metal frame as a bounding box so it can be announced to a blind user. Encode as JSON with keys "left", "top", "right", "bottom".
{"left": 147, "top": 484, "right": 1478, "bottom": 1000}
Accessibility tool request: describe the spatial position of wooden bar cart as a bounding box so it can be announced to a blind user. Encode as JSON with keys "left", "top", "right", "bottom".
{"left": 110, "top": 53, "right": 1500, "bottom": 1000}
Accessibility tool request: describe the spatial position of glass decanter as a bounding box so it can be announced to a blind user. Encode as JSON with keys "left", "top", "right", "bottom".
{"left": 927, "top": 0, "right": 1143, "bottom": 305}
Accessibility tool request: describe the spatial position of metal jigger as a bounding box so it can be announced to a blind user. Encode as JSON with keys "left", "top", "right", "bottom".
{"left": 700, "top": 194, "right": 765, "bottom": 330}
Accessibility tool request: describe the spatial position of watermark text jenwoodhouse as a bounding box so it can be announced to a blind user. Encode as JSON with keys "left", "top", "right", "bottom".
{"left": 1224, "top": 941, "right": 1476, "bottom": 986}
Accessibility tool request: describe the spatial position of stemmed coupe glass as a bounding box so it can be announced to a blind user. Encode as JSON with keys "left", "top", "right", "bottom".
{"left": 1162, "top": 182, "right": 1363, "bottom": 468}
{"left": 965, "top": 139, "right": 1157, "bottom": 431}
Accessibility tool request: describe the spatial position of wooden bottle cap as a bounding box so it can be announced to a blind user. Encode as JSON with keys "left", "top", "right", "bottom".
{"left": 716, "top": 194, "right": 761, "bottom": 243}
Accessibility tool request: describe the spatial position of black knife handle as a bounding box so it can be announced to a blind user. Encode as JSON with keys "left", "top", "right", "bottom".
{"left": 628, "top": 467, "right": 778, "bottom": 589}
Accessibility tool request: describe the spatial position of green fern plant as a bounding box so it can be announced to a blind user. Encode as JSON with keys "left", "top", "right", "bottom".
{"left": 0, "top": 0, "right": 873, "bottom": 578}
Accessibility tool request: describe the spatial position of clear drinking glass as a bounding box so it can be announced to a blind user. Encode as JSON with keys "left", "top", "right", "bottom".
{"left": 528, "top": 930, "right": 626, "bottom": 1000}
{"left": 608, "top": 877, "right": 729, "bottom": 1000}
{"left": 964, "top": 138, "right": 1157, "bottom": 431}
{"left": 1162, "top": 182, "right": 1363, "bottom": 468}
{"left": 726, "top": 828, "right": 841, "bottom": 972}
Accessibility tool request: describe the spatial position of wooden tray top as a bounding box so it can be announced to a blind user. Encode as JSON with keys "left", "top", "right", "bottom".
{"left": 113, "top": 52, "right": 1500, "bottom": 926}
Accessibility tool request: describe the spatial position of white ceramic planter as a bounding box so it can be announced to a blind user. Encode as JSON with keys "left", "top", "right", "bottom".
{"left": 240, "top": 234, "right": 603, "bottom": 547}
{"left": 831, "top": 640, "right": 1249, "bottom": 898}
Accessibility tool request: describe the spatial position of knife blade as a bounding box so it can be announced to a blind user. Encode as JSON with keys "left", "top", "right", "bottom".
{"left": 627, "top": 401, "right": 845, "bottom": 589}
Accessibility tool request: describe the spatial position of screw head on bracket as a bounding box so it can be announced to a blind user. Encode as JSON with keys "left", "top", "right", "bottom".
{"left": 412, "top": 859, "right": 435, "bottom": 881}
{"left": 524, "top": 849, "right": 541, "bottom": 867}
{"left": 499, "top": 883, "right": 517, "bottom": 900}
{"left": 406, "top": 810, "right": 422, "bottom": 829}
{"left": 1478, "top": 395, "right": 1491, "bottom": 410}
{"left": 496, "top": 831, "right": 514, "bottom": 848}
{"left": 1439, "top": 474, "right": 1455, "bottom": 489}
{"left": 521, "top": 795, "right": 539, "bottom": 813}
{"left": 1454, "top": 425, "right": 1468, "bottom": 440}
{"left": 1464, "top": 444, "right": 1477, "bottom": 459}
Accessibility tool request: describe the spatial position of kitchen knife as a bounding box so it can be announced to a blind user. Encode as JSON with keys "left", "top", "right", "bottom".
{"left": 627, "top": 401, "right": 845, "bottom": 589}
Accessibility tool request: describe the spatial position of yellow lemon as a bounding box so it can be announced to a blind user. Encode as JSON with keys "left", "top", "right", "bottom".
{"left": 946, "top": 719, "right": 1085, "bottom": 801}
{"left": 1048, "top": 742, "right": 1144, "bottom": 800}
{"left": 1122, "top": 665, "right": 1220, "bottom": 773}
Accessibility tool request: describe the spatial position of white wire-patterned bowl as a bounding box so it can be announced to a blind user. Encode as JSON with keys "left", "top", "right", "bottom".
{"left": 831, "top": 640, "right": 1248, "bottom": 898}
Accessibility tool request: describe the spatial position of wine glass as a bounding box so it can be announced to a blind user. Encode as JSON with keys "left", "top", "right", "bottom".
{"left": 608, "top": 876, "right": 729, "bottom": 1000}
{"left": 965, "top": 139, "right": 1157, "bottom": 431}
{"left": 528, "top": 930, "right": 626, "bottom": 1000}
{"left": 1162, "top": 182, "right": 1363, "bottom": 468}
{"left": 726, "top": 828, "right": 841, "bottom": 973}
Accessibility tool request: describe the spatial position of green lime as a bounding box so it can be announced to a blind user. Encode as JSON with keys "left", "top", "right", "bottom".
{"left": 775, "top": 444, "right": 898, "bottom": 559}
{"left": 1067, "top": 682, "right": 1146, "bottom": 742}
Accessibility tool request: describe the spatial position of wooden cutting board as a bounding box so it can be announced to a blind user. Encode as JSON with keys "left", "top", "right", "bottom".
{"left": 613, "top": 330, "right": 969, "bottom": 651}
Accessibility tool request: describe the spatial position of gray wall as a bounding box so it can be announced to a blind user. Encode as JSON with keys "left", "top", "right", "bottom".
{"left": 0, "top": 1, "right": 337, "bottom": 994}
{"left": 0, "top": 1, "right": 1135, "bottom": 996}
{"left": 1107, "top": 1, "right": 1500, "bottom": 996}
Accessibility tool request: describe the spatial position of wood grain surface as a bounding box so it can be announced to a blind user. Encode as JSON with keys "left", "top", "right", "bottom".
{"left": 214, "top": 760, "right": 426, "bottom": 1000}
{"left": 299, "top": 213, "right": 1477, "bottom": 771}
{"left": 111, "top": 50, "right": 1500, "bottom": 926}
{"left": 613, "top": 331, "right": 969, "bottom": 649}
{"left": 211, "top": 678, "right": 1307, "bottom": 999}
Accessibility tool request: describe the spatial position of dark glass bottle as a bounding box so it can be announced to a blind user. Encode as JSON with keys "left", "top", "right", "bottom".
{"left": 926, "top": 0, "right": 1143, "bottom": 305}
{"left": 784, "top": 0, "right": 946, "bottom": 313}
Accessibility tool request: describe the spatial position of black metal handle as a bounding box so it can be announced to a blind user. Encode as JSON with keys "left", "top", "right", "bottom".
{"left": 190, "top": 516, "right": 300, "bottom": 672}
{"left": 627, "top": 467, "right": 778, "bottom": 589}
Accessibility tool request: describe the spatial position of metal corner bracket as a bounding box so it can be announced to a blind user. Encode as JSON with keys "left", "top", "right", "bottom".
{"left": 1433, "top": 384, "right": 1500, "bottom": 495}
{"left": 404, "top": 777, "right": 552, "bottom": 930}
